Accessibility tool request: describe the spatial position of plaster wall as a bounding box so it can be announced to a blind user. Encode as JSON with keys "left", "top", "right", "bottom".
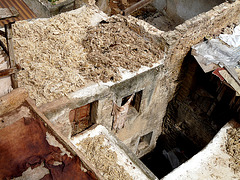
{"left": 40, "top": 62, "right": 169, "bottom": 158}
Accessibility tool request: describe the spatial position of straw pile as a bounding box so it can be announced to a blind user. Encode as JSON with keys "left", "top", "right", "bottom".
{"left": 13, "top": 6, "right": 101, "bottom": 106}
{"left": 12, "top": 7, "right": 162, "bottom": 106}
{"left": 77, "top": 135, "right": 133, "bottom": 180}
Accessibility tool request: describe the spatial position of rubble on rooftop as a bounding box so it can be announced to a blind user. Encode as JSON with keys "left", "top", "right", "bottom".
{"left": 1, "top": 0, "right": 240, "bottom": 179}
{"left": 12, "top": 6, "right": 164, "bottom": 106}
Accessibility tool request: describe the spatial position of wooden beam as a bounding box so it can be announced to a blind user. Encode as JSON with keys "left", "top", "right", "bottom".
{"left": 224, "top": 65, "right": 240, "bottom": 86}
{"left": 5, "top": 23, "right": 18, "bottom": 88}
{"left": 122, "top": 0, "right": 152, "bottom": 15}
{"left": 0, "top": 64, "right": 22, "bottom": 78}
{"left": 0, "top": 88, "right": 28, "bottom": 116}
{"left": 0, "top": 7, "right": 19, "bottom": 20}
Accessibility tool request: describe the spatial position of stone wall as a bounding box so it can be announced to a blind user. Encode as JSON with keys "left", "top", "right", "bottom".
{"left": 163, "top": 1, "right": 240, "bottom": 101}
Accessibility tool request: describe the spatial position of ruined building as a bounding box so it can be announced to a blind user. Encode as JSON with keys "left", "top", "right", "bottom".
{"left": 0, "top": 0, "right": 240, "bottom": 179}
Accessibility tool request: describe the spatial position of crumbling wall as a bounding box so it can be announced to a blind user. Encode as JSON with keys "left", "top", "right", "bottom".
{"left": 39, "top": 1, "right": 240, "bottom": 158}
{"left": 163, "top": 1, "right": 240, "bottom": 102}
{"left": 40, "top": 63, "right": 169, "bottom": 158}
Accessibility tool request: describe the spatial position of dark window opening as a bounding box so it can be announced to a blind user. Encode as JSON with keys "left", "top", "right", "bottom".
{"left": 69, "top": 101, "right": 98, "bottom": 136}
{"left": 138, "top": 131, "right": 153, "bottom": 151}
{"left": 121, "top": 90, "right": 143, "bottom": 112}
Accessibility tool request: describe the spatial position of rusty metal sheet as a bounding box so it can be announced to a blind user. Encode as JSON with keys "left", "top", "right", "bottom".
{"left": 0, "top": 0, "right": 36, "bottom": 27}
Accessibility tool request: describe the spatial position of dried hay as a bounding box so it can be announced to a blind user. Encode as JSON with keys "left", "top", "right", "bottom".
{"left": 13, "top": 6, "right": 100, "bottom": 106}
{"left": 82, "top": 15, "right": 163, "bottom": 82}
{"left": 12, "top": 7, "right": 163, "bottom": 106}
{"left": 226, "top": 127, "right": 240, "bottom": 173}
{"left": 77, "top": 135, "right": 133, "bottom": 180}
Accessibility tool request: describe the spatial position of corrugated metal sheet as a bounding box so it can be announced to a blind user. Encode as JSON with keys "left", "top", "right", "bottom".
{"left": 0, "top": 0, "right": 36, "bottom": 27}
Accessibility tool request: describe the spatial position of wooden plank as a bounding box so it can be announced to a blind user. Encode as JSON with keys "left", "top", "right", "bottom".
{"left": 5, "top": 23, "right": 18, "bottom": 88}
{"left": 26, "top": 97, "right": 104, "bottom": 180}
{"left": 0, "top": 68, "right": 16, "bottom": 77}
{"left": 0, "top": 7, "right": 19, "bottom": 20}
{"left": 0, "top": 88, "right": 28, "bottom": 116}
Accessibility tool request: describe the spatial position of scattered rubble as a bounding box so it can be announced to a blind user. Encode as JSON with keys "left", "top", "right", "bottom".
{"left": 77, "top": 135, "right": 133, "bottom": 180}
{"left": 226, "top": 127, "right": 240, "bottom": 173}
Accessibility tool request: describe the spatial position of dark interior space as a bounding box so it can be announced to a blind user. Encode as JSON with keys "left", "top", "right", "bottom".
{"left": 141, "top": 50, "right": 240, "bottom": 179}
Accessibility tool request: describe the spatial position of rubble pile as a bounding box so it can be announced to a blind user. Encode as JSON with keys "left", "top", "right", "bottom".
{"left": 12, "top": 8, "right": 162, "bottom": 106}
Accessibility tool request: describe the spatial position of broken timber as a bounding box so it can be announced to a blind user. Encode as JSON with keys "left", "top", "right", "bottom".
{"left": 0, "top": 65, "right": 22, "bottom": 78}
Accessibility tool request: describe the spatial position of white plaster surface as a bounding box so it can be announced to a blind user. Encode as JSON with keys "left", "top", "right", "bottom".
{"left": 71, "top": 125, "right": 154, "bottom": 180}
{"left": 163, "top": 122, "right": 240, "bottom": 180}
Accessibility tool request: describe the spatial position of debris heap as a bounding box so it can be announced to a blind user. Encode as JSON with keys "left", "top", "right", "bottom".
{"left": 12, "top": 7, "right": 163, "bottom": 106}
{"left": 83, "top": 15, "right": 163, "bottom": 82}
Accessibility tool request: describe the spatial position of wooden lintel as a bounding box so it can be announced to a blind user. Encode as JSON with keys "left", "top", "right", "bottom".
{"left": 5, "top": 23, "right": 18, "bottom": 89}
{"left": 0, "top": 7, "right": 19, "bottom": 20}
